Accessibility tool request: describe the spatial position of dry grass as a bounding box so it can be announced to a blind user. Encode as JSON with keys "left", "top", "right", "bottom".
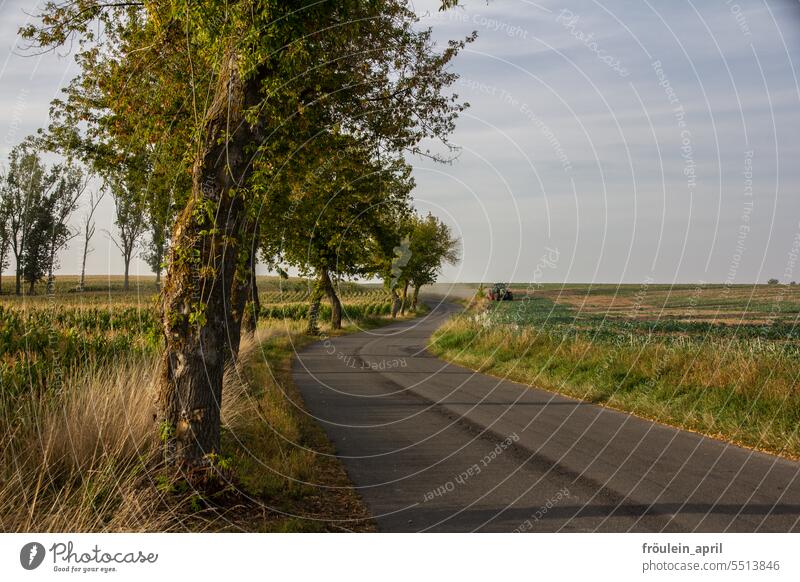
{"left": 1, "top": 354, "right": 171, "bottom": 532}
{"left": 0, "top": 317, "right": 379, "bottom": 532}
{"left": 0, "top": 276, "right": 417, "bottom": 532}
{"left": 218, "top": 321, "right": 375, "bottom": 532}
{"left": 0, "top": 334, "right": 273, "bottom": 531}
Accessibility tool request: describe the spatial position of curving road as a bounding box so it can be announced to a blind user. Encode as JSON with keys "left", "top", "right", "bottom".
{"left": 292, "top": 300, "right": 800, "bottom": 532}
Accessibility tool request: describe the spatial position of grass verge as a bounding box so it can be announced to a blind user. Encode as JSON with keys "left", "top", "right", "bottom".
{"left": 0, "top": 309, "right": 422, "bottom": 532}
{"left": 429, "top": 307, "right": 800, "bottom": 460}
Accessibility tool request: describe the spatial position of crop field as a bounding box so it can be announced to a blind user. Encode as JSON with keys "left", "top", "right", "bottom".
{"left": 0, "top": 275, "right": 404, "bottom": 532}
{"left": 0, "top": 275, "right": 397, "bottom": 395}
{"left": 491, "top": 283, "right": 800, "bottom": 342}
{"left": 431, "top": 283, "right": 800, "bottom": 458}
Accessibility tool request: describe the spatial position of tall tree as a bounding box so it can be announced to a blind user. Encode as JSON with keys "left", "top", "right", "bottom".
{"left": 3, "top": 141, "right": 59, "bottom": 295}
{"left": 259, "top": 136, "right": 415, "bottom": 332}
{"left": 367, "top": 207, "right": 414, "bottom": 319}
{"left": 79, "top": 187, "right": 105, "bottom": 291}
{"left": 0, "top": 192, "right": 10, "bottom": 294}
{"left": 22, "top": 203, "right": 57, "bottom": 294}
{"left": 106, "top": 171, "right": 147, "bottom": 291}
{"left": 45, "top": 164, "right": 88, "bottom": 292}
{"left": 141, "top": 140, "right": 187, "bottom": 287}
{"left": 142, "top": 187, "right": 173, "bottom": 287}
{"left": 405, "top": 213, "right": 460, "bottom": 311}
{"left": 25, "top": 0, "right": 473, "bottom": 471}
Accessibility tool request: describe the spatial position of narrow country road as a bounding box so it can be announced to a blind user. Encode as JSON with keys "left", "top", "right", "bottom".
{"left": 292, "top": 300, "right": 800, "bottom": 532}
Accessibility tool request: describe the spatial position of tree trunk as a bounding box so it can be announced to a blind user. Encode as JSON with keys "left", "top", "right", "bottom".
{"left": 80, "top": 241, "right": 88, "bottom": 291}
{"left": 329, "top": 288, "right": 343, "bottom": 330}
{"left": 307, "top": 275, "right": 325, "bottom": 335}
{"left": 251, "top": 263, "right": 260, "bottom": 328}
{"left": 390, "top": 288, "right": 401, "bottom": 319}
{"left": 15, "top": 259, "right": 21, "bottom": 296}
{"left": 0, "top": 244, "right": 8, "bottom": 295}
{"left": 400, "top": 280, "right": 409, "bottom": 315}
{"left": 321, "top": 269, "right": 342, "bottom": 329}
{"left": 240, "top": 234, "right": 259, "bottom": 336}
{"left": 47, "top": 241, "right": 56, "bottom": 296}
{"left": 411, "top": 285, "right": 420, "bottom": 310}
{"left": 0, "top": 247, "right": 5, "bottom": 294}
{"left": 157, "top": 48, "right": 263, "bottom": 470}
{"left": 154, "top": 239, "right": 166, "bottom": 288}
{"left": 123, "top": 254, "right": 130, "bottom": 291}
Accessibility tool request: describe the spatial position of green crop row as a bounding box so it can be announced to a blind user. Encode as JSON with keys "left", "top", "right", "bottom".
{"left": 485, "top": 297, "right": 800, "bottom": 342}
{"left": 0, "top": 285, "right": 392, "bottom": 397}
{"left": 0, "top": 304, "right": 161, "bottom": 397}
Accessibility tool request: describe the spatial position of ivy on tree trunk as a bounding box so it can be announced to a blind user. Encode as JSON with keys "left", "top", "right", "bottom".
{"left": 306, "top": 280, "right": 325, "bottom": 336}
{"left": 157, "top": 50, "right": 262, "bottom": 470}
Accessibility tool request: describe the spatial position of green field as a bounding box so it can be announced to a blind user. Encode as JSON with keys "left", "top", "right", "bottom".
{"left": 0, "top": 275, "right": 397, "bottom": 395}
{"left": 431, "top": 283, "right": 800, "bottom": 459}
{"left": 0, "top": 275, "right": 413, "bottom": 532}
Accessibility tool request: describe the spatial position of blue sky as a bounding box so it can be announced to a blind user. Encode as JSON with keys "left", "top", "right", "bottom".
{"left": 1, "top": 0, "right": 799, "bottom": 283}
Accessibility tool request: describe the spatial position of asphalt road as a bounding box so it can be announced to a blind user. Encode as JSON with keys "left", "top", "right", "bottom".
{"left": 292, "top": 300, "right": 800, "bottom": 532}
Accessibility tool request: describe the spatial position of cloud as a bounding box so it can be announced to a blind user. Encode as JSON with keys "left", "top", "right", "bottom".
{"left": 1, "top": 0, "right": 799, "bottom": 283}
{"left": 417, "top": 0, "right": 800, "bottom": 283}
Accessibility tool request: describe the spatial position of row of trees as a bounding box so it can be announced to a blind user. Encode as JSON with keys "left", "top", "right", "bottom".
{"left": 0, "top": 136, "right": 457, "bottom": 313}
{"left": 0, "top": 142, "right": 87, "bottom": 294}
{"left": 0, "top": 139, "right": 174, "bottom": 295}
{"left": 22, "top": 0, "right": 469, "bottom": 471}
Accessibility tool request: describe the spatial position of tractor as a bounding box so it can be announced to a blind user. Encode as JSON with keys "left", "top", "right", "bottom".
{"left": 487, "top": 282, "right": 513, "bottom": 301}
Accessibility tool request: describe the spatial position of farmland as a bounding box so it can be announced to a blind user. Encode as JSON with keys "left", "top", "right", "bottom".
{"left": 0, "top": 276, "right": 398, "bottom": 395}
{"left": 0, "top": 275, "right": 411, "bottom": 532}
{"left": 430, "top": 283, "right": 800, "bottom": 459}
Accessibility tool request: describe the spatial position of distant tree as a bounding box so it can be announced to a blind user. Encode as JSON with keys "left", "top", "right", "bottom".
{"left": 3, "top": 141, "right": 59, "bottom": 295}
{"left": 142, "top": 189, "right": 174, "bottom": 287}
{"left": 367, "top": 207, "right": 414, "bottom": 320}
{"left": 259, "top": 139, "right": 415, "bottom": 332}
{"left": 106, "top": 173, "right": 147, "bottom": 291}
{"left": 45, "top": 164, "right": 88, "bottom": 292}
{"left": 380, "top": 212, "right": 460, "bottom": 315}
{"left": 141, "top": 148, "right": 185, "bottom": 288}
{"left": 0, "top": 195, "right": 10, "bottom": 294}
{"left": 23, "top": 202, "right": 59, "bottom": 294}
{"left": 768, "top": 278, "right": 779, "bottom": 285}
{"left": 79, "top": 188, "right": 105, "bottom": 291}
{"left": 404, "top": 213, "right": 460, "bottom": 311}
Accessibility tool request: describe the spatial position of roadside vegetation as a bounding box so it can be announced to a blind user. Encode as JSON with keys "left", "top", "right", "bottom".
{"left": 0, "top": 0, "right": 465, "bottom": 531}
{"left": 431, "top": 284, "right": 800, "bottom": 459}
{"left": 1, "top": 0, "right": 468, "bottom": 478}
{"left": 0, "top": 276, "right": 428, "bottom": 531}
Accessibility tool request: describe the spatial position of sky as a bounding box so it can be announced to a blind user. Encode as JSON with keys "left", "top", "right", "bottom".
{"left": 1, "top": 0, "right": 800, "bottom": 284}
